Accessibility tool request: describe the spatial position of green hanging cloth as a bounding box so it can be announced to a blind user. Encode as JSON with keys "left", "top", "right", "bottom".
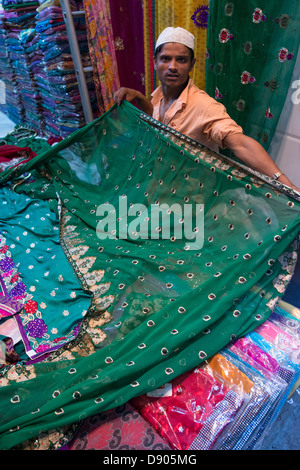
{"left": 206, "top": 0, "right": 300, "bottom": 149}
{"left": 0, "top": 101, "right": 299, "bottom": 449}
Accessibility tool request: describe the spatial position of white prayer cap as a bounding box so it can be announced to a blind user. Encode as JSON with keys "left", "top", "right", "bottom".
{"left": 155, "top": 27, "right": 195, "bottom": 51}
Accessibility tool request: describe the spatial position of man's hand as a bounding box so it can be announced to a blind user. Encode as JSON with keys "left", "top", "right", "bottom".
{"left": 114, "top": 87, "right": 154, "bottom": 116}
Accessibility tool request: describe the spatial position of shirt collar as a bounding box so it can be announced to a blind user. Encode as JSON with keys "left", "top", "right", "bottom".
{"left": 151, "top": 78, "right": 192, "bottom": 107}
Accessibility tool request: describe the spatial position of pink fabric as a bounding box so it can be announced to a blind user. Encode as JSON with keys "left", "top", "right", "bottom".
{"left": 69, "top": 402, "right": 171, "bottom": 450}
{"left": 109, "top": 0, "right": 145, "bottom": 94}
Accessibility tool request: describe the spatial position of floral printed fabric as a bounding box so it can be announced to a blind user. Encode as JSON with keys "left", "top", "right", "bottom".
{"left": 206, "top": 0, "right": 300, "bottom": 149}
{"left": 83, "top": 0, "right": 120, "bottom": 114}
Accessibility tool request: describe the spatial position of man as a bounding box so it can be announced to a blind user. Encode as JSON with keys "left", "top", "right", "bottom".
{"left": 114, "top": 27, "right": 299, "bottom": 191}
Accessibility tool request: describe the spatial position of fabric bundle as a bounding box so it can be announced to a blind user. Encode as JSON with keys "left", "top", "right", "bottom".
{"left": 214, "top": 307, "right": 300, "bottom": 449}
{"left": 0, "top": 143, "right": 37, "bottom": 172}
{"left": 108, "top": 0, "right": 145, "bottom": 96}
{"left": 131, "top": 357, "right": 247, "bottom": 450}
{"left": 131, "top": 305, "right": 300, "bottom": 451}
{"left": 65, "top": 303, "right": 300, "bottom": 451}
{"left": 142, "top": 0, "right": 209, "bottom": 98}
{"left": 0, "top": 101, "right": 299, "bottom": 450}
{"left": 1, "top": 1, "right": 43, "bottom": 127}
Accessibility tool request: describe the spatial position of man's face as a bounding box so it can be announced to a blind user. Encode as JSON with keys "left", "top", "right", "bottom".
{"left": 153, "top": 43, "right": 195, "bottom": 89}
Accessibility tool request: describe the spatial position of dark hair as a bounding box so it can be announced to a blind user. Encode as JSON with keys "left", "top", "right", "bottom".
{"left": 154, "top": 43, "right": 194, "bottom": 62}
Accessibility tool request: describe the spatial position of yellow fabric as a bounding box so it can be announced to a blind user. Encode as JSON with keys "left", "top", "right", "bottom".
{"left": 143, "top": 0, "right": 208, "bottom": 98}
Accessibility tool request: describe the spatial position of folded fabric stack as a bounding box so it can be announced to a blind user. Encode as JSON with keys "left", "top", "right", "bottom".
{"left": 18, "top": 27, "right": 44, "bottom": 131}
{"left": 68, "top": 402, "right": 172, "bottom": 451}
{"left": 129, "top": 305, "right": 300, "bottom": 450}
{"left": 0, "top": 13, "right": 11, "bottom": 114}
{"left": 34, "top": 0, "right": 97, "bottom": 138}
{"left": 1, "top": 0, "right": 43, "bottom": 129}
{"left": 0, "top": 0, "right": 98, "bottom": 138}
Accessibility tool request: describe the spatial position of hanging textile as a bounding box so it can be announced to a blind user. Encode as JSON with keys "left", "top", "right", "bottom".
{"left": 109, "top": 0, "right": 145, "bottom": 95}
{"left": 0, "top": 101, "right": 300, "bottom": 449}
{"left": 83, "top": 0, "right": 120, "bottom": 114}
{"left": 0, "top": 144, "right": 36, "bottom": 172}
{"left": 142, "top": 0, "right": 209, "bottom": 97}
{"left": 205, "top": 0, "right": 300, "bottom": 150}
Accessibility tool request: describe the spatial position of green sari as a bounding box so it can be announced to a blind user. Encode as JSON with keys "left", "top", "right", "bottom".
{"left": 0, "top": 102, "right": 299, "bottom": 449}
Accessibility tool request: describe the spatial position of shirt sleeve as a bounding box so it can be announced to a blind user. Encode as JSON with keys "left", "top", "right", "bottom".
{"left": 201, "top": 100, "right": 243, "bottom": 149}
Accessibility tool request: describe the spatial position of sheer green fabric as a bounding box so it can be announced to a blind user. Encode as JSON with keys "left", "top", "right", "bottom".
{"left": 206, "top": 0, "right": 300, "bottom": 149}
{"left": 0, "top": 102, "right": 300, "bottom": 449}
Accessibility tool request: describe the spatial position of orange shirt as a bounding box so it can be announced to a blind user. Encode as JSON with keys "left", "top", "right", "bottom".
{"left": 151, "top": 79, "right": 243, "bottom": 152}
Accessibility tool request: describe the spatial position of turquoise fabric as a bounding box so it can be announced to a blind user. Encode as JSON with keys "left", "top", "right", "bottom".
{"left": 0, "top": 185, "right": 91, "bottom": 360}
